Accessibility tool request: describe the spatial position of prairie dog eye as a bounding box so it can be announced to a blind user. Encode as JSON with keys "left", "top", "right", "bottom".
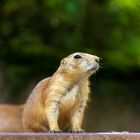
{"left": 74, "top": 55, "right": 82, "bottom": 59}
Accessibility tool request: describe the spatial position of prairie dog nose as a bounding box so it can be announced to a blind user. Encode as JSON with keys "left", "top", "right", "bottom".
{"left": 94, "top": 57, "right": 99, "bottom": 63}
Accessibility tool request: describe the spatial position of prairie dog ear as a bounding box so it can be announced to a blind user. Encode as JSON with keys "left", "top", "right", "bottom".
{"left": 60, "top": 58, "right": 66, "bottom": 66}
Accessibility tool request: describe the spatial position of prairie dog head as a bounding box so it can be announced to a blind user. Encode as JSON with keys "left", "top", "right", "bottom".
{"left": 59, "top": 52, "right": 100, "bottom": 77}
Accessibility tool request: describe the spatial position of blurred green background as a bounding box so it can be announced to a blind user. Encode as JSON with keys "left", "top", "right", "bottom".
{"left": 0, "top": 0, "right": 140, "bottom": 132}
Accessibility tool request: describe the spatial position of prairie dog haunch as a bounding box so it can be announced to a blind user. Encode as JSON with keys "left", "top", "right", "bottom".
{"left": 22, "top": 52, "right": 100, "bottom": 132}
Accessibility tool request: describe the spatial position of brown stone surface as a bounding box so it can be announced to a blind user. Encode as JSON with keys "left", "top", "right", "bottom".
{"left": 0, "top": 133, "right": 140, "bottom": 140}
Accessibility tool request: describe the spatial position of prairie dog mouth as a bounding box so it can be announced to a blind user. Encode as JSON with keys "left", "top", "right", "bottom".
{"left": 87, "top": 63, "right": 99, "bottom": 72}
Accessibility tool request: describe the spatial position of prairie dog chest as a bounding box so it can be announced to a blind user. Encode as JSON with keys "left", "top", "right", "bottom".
{"left": 60, "top": 85, "right": 81, "bottom": 107}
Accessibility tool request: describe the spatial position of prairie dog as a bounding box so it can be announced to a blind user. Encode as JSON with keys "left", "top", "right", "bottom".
{"left": 22, "top": 52, "right": 100, "bottom": 132}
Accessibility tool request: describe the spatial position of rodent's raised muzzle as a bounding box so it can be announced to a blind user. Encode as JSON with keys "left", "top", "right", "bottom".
{"left": 95, "top": 58, "right": 99, "bottom": 63}
{"left": 93, "top": 56, "right": 100, "bottom": 64}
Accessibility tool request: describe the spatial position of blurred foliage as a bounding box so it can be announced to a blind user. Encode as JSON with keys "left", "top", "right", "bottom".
{"left": 0, "top": 0, "right": 140, "bottom": 131}
{"left": 0, "top": 0, "right": 140, "bottom": 98}
{"left": 0, "top": 0, "right": 140, "bottom": 100}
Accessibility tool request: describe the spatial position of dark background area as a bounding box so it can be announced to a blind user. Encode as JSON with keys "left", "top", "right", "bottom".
{"left": 0, "top": 0, "right": 140, "bottom": 131}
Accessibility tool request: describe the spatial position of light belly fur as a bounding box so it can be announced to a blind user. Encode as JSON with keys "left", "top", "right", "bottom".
{"left": 58, "top": 85, "right": 80, "bottom": 129}
{"left": 60, "top": 85, "right": 80, "bottom": 110}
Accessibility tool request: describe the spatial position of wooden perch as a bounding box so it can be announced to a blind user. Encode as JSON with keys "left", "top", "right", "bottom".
{"left": 0, "top": 133, "right": 140, "bottom": 140}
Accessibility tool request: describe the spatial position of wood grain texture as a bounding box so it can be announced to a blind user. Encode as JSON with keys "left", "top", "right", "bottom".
{"left": 0, "top": 133, "right": 140, "bottom": 140}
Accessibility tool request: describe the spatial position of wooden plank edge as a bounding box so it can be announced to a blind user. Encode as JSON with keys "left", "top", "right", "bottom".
{"left": 0, "top": 132, "right": 140, "bottom": 140}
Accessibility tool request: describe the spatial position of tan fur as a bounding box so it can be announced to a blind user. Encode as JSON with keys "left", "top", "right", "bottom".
{"left": 0, "top": 104, "right": 24, "bottom": 132}
{"left": 22, "top": 52, "right": 99, "bottom": 132}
